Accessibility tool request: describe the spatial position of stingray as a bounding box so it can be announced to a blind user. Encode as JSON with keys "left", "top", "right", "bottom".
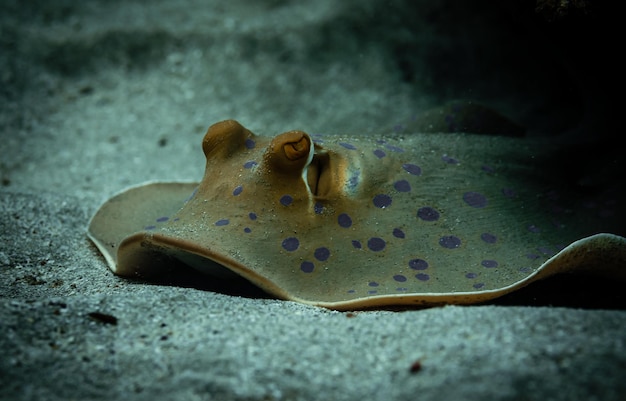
{"left": 88, "top": 119, "right": 626, "bottom": 309}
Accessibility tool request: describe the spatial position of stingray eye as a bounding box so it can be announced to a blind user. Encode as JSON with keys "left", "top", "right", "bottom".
{"left": 202, "top": 119, "right": 250, "bottom": 159}
{"left": 265, "top": 130, "right": 312, "bottom": 173}
{"left": 283, "top": 134, "right": 310, "bottom": 161}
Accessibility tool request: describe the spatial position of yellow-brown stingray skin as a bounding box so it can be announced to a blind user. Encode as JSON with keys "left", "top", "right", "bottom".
{"left": 126, "top": 120, "right": 623, "bottom": 306}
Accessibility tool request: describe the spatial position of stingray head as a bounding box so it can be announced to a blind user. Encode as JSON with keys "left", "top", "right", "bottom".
{"left": 199, "top": 119, "right": 349, "bottom": 208}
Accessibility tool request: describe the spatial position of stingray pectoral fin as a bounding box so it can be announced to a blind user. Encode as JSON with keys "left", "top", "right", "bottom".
{"left": 115, "top": 232, "right": 293, "bottom": 299}
{"left": 468, "top": 233, "right": 626, "bottom": 305}
{"left": 310, "top": 233, "right": 626, "bottom": 310}
{"left": 87, "top": 182, "right": 199, "bottom": 273}
{"left": 524, "top": 233, "right": 626, "bottom": 283}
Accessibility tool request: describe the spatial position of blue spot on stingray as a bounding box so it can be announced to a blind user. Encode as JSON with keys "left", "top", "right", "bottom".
{"left": 300, "top": 261, "right": 315, "bottom": 273}
{"left": 245, "top": 138, "right": 256, "bottom": 149}
{"left": 439, "top": 235, "right": 461, "bottom": 249}
{"left": 249, "top": 212, "right": 257, "bottom": 220}
{"left": 393, "top": 228, "right": 405, "bottom": 238}
{"left": 282, "top": 237, "right": 299, "bottom": 252}
{"left": 352, "top": 240, "right": 362, "bottom": 249}
{"left": 215, "top": 219, "right": 229, "bottom": 226}
{"left": 311, "top": 133, "right": 324, "bottom": 141}
{"left": 373, "top": 149, "right": 386, "bottom": 159}
{"left": 314, "top": 247, "right": 330, "bottom": 262}
{"left": 463, "top": 191, "right": 488, "bottom": 208}
{"left": 243, "top": 161, "right": 258, "bottom": 169}
{"left": 409, "top": 259, "right": 428, "bottom": 270}
{"left": 367, "top": 237, "right": 386, "bottom": 252}
{"left": 339, "top": 142, "right": 357, "bottom": 150}
{"left": 156, "top": 216, "right": 169, "bottom": 222}
{"left": 394, "top": 180, "right": 411, "bottom": 192}
{"left": 280, "top": 195, "right": 293, "bottom": 206}
{"left": 338, "top": 213, "right": 352, "bottom": 228}
{"left": 373, "top": 194, "right": 392, "bottom": 208}
{"left": 417, "top": 207, "right": 439, "bottom": 221}
{"left": 481, "top": 232, "right": 497, "bottom": 244}
{"left": 233, "top": 185, "right": 243, "bottom": 196}
{"left": 442, "top": 154, "right": 459, "bottom": 164}
{"left": 402, "top": 163, "right": 421, "bottom": 176}
{"left": 415, "top": 273, "right": 430, "bottom": 281}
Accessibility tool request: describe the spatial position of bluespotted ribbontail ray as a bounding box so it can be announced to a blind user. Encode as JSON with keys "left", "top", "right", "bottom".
{"left": 88, "top": 119, "right": 626, "bottom": 309}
